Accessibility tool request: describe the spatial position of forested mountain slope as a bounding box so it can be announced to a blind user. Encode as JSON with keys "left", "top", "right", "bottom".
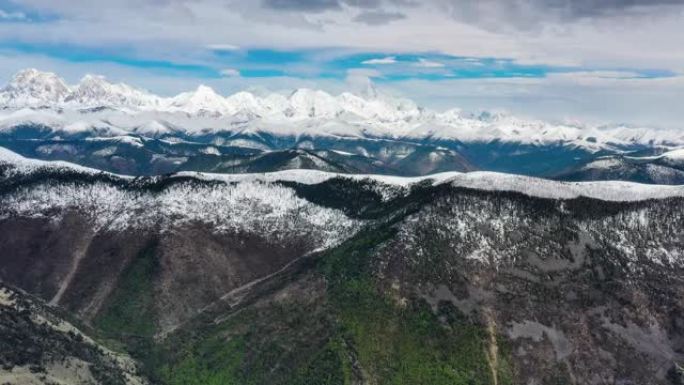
{"left": 1, "top": 149, "right": 683, "bottom": 384}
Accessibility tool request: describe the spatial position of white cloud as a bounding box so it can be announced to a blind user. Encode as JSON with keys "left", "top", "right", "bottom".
{"left": 345, "top": 68, "right": 382, "bottom": 95}
{"left": 0, "top": 9, "right": 27, "bottom": 21}
{"left": 206, "top": 43, "right": 240, "bottom": 51}
{"left": 386, "top": 74, "right": 684, "bottom": 129}
{"left": 414, "top": 58, "right": 445, "bottom": 68}
{"left": 362, "top": 56, "right": 397, "bottom": 65}
{"left": 544, "top": 71, "right": 684, "bottom": 90}
{"left": 4, "top": 0, "right": 683, "bottom": 73}
{"left": 220, "top": 68, "right": 241, "bottom": 77}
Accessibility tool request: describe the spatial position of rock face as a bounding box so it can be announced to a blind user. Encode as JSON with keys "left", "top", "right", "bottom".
{"left": 1, "top": 151, "right": 684, "bottom": 384}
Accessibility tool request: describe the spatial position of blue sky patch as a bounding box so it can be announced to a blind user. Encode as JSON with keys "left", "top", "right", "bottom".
{"left": 0, "top": 41, "right": 219, "bottom": 77}
{"left": 0, "top": 42, "right": 676, "bottom": 83}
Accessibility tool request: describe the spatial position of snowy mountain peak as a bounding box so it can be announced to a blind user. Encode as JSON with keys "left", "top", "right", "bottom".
{"left": 0, "top": 68, "right": 425, "bottom": 122}
{"left": 288, "top": 88, "right": 340, "bottom": 118}
{"left": 1, "top": 68, "right": 71, "bottom": 106}
{"left": 79, "top": 73, "right": 107, "bottom": 84}
{"left": 8, "top": 68, "right": 67, "bottom": 90}
{"left": 223, "top": 91, "right": 265, "bottom": 116}
{"left": 169, "top": 84, "right": 230, "bottom": 114}
{"left": 66, "top": 74, "right": 159, "bottom": 108}
{"left": 195, "top": 84, "right": 218, "bottom": 96}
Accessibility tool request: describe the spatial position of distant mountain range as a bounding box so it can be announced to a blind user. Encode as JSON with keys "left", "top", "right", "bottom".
{"left": 0, "top": 68, "right": 683, "bottom": 181}
{"left": 557, "top": 148, "right": 684, "bottom": 184}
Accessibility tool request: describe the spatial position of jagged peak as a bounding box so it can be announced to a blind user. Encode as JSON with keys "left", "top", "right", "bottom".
{"left": 67, "top": 73, "right": 158, "bottom": 108}
{"left": 171, "top": 84, "right": 223, "bottom": 102}
{"left": 167, "top": 84, "right": 231, "bottom": 114}
{"left": 0, "top": 69, "right": 421, "bottom": 120}
{"left": 225, "top": 90, "right": 260, "bottom": 105}
{"left": 79, "top": 73, "right": 107, "bottom": 83}
{"left": 5, "top": 68, "right": 69, "bottom": 93}
{"left": 72, "top": 74, "right": 115, "bottom": 93}
{"left": 2, "top": 68, "right": 71, "bottom": 104}
{"left": 8, "top": 68, "right": 65, "bottom": 84}
{"left": 194, "top": 84, "right": 218, "bottom": 95}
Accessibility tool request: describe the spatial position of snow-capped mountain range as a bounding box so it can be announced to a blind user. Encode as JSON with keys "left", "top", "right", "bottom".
{"left": 0, "top": 68, "right": 422, "bottom": 121}
{"left": 1, "top": 68, "right": 683, "bottom": 149}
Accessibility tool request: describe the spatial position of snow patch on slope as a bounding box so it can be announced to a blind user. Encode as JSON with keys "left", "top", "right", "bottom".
{"left": 183, "top": 168, "right": 684, "bottom": 202}
{"left": 661, "top": 148, "right": 684, "bottom": 165}
{"left": 0, "top": 181, "right": 359, "bottom": 248}
{"left": 444, "top": 172, "right": 684, "bottom": 201}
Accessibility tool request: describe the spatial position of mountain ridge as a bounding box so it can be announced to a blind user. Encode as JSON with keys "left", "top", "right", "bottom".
{"left": 1, "top": 68, "right": 683, "bottom": 150}
{"left": 556, "top": 148, "right": 684, "bottom": 184}
{"left": 3, "top": 145, "right": 683, "bottom": 202}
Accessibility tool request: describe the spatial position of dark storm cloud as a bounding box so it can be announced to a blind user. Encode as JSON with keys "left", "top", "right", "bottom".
{"left": 353, "top": 10, "right": 405, "bottom": 25}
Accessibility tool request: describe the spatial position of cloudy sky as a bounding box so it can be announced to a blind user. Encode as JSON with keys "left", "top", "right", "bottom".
{"left": 0, "top": 0, "right": 683, "bottom": 127}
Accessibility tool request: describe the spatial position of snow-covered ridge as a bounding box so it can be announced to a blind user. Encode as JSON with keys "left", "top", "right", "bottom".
{"left": 184, "top": 169, "right": 684, "bottom": 202}
{"left": 622, "top": 148, "right": 684, "bottom": 166}
{"left": 0, "top": 149, "right": 359, "bottom": 246}
{"left": 1, "top": 69, "right": 683, "bottom": 148}
{"left": 663, "top": 148, "right": 684, "bottom": 161}
{"left": 0, "top": 147, "right": 116, "bottom": 179}
{"left": 2, "top": 146, "right": 684, "bottom": 202}
{"left": 0, "top": 146, "right": 123, "bottom": 178}
{"left": 0, "top": 181, "right": 359, "bottom": 248}
{"left": 443, "top": 172, "right": 684, "bottom": 201}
